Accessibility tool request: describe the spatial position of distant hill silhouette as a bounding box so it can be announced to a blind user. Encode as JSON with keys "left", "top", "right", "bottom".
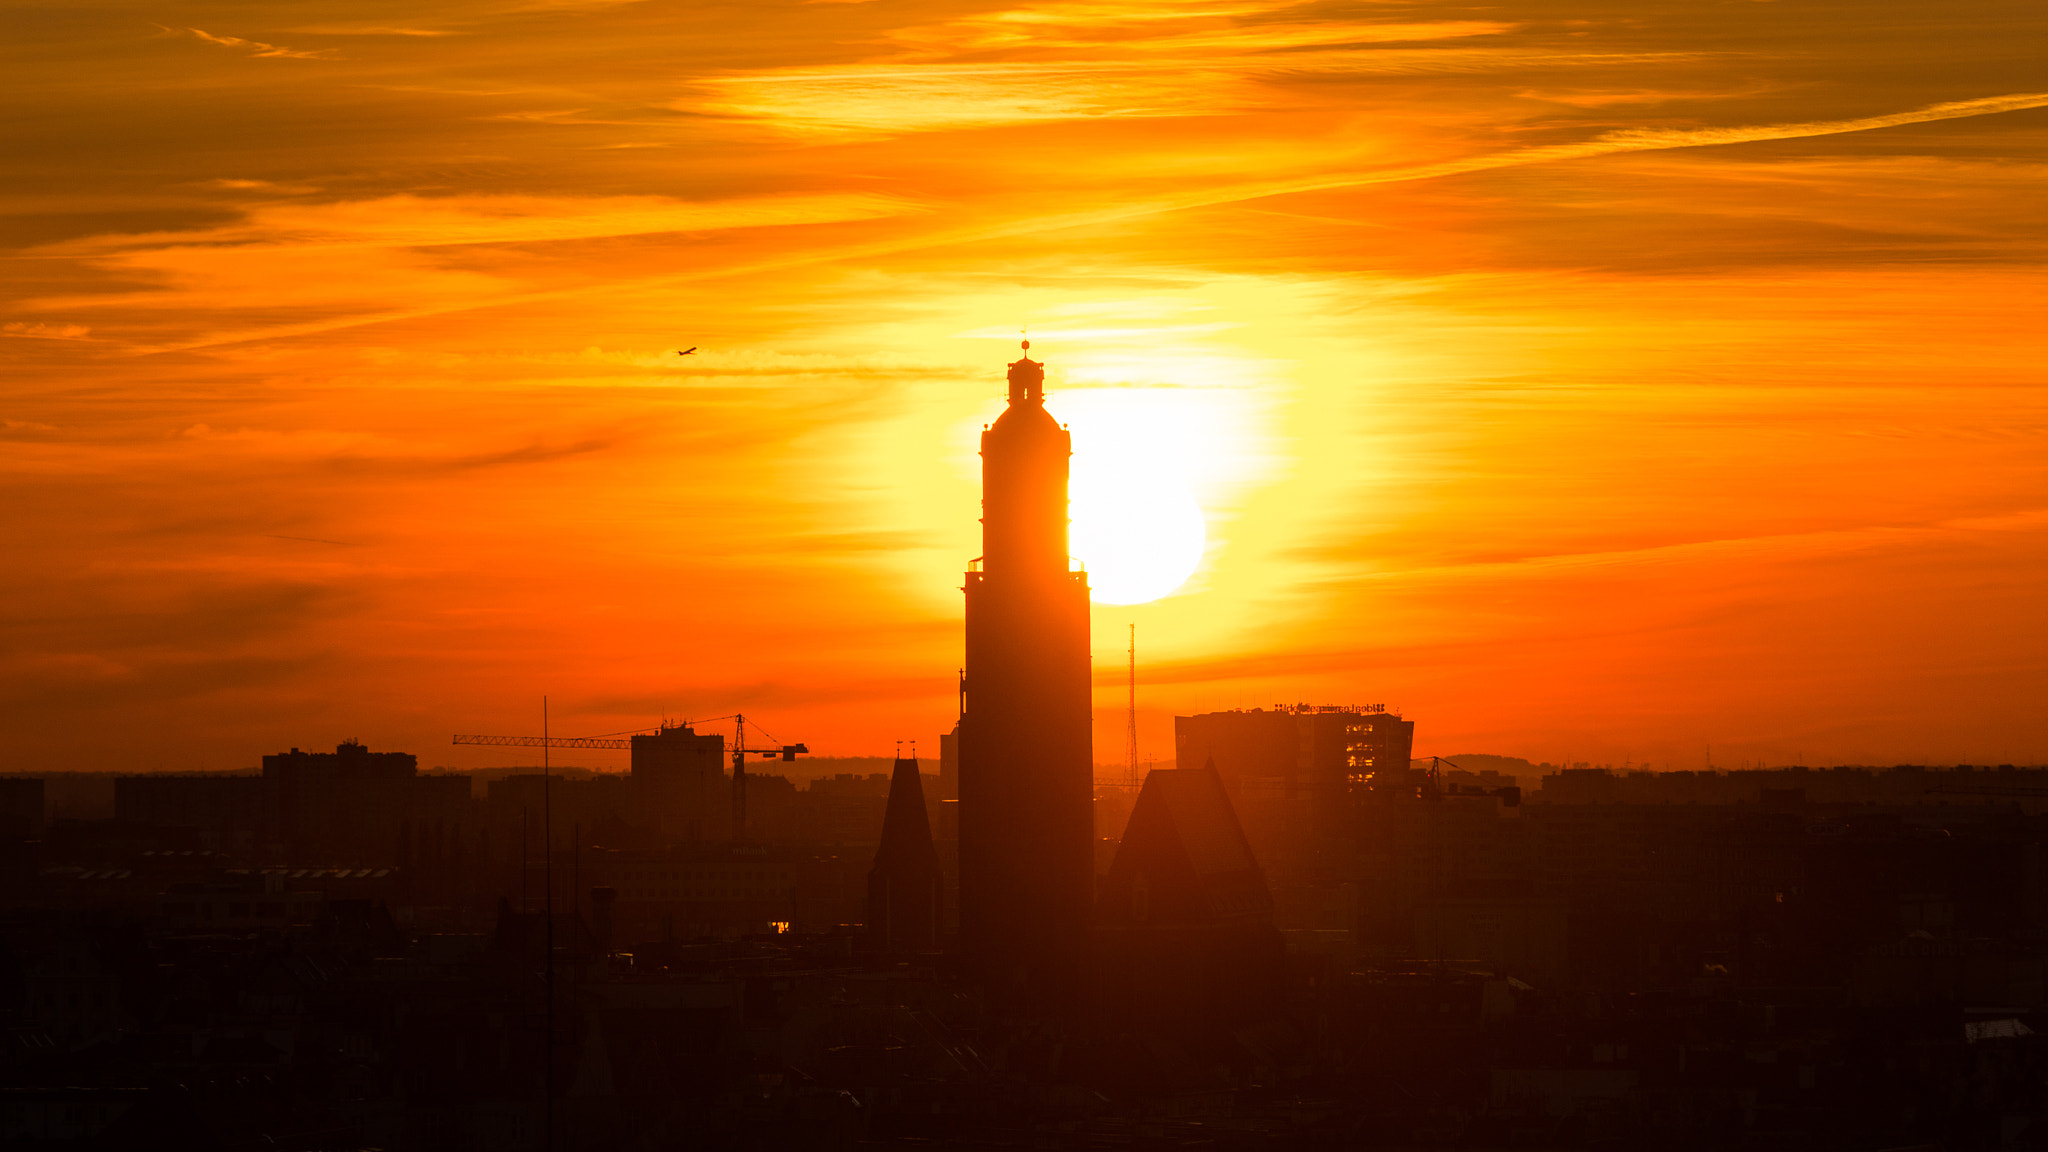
{"left": 1441, "top": 754, "right": 1536, "bottom": 783}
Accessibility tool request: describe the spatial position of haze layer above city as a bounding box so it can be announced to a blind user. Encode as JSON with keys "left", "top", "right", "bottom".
{"left": 6, "top": 0, "right": 2046, "bottom": 772}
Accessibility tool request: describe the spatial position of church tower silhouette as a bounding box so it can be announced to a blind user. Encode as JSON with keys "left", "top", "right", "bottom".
{"left": 958, "top": 342, "right": 1094, "bottom": 1002}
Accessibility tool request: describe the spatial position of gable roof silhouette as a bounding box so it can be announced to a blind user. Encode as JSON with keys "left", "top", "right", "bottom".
{"left": 1098, "top": 759, "right": 1272, "bottom": 926}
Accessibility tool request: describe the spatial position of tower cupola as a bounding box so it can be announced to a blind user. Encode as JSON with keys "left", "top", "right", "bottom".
{"left": 1007, "top": 341, "right": 1044, "bottom": 404}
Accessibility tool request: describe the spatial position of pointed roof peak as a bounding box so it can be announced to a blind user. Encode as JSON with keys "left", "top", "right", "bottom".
{"left": 874, "top": 752, "right": 938, "bottom": 869}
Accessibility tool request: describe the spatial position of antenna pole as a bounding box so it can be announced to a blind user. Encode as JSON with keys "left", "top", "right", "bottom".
{"left": 1126, "top": 624, "right": 1138, "bottom": 788}
{"left": 542, "top": 696, "right": 554, "bottom": 1152}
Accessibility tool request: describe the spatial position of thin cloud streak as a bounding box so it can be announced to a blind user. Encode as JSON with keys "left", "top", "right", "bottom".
{"left": 1316, "top": 507, "right": 2048, "bottom": 587}
{"left": 697, "top": 51, "right": 1703, "bottom": 135}
{"left": 1122, "top": 509, "right": 2048, "bottom": 692}
{"left": 127, "top": 90, "right": 2048, "bottom": 355}
{"left": 878, "top": 0, "right": 1509, "bottom": 57}
{"left": 1181, "top": 91, "right": 2048, "bottom": 211}
{"left": 172, "top": 27, "right": 338, "bottom": 60}
{"left": 49, "top": 193, "right": 927, "bottom": 255}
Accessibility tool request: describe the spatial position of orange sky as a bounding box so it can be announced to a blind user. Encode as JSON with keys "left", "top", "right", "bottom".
{"left": 5, "top": 0, "right": 2047, "bottom": 774}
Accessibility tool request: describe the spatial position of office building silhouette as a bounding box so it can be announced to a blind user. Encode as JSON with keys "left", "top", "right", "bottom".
{"left": 630, "top": 723, "right": 725, "bottom": 841}
{"left": 1175, "top": 705, "right": 1414, "bottom": 873}
{"left": 262, "top": 741, "right": 467, "bottom": 862}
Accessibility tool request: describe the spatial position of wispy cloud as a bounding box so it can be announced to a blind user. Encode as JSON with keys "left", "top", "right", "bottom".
{"left": 1129, "top": 507, "right": 2048, "bottom": 692}
{"left": 697, "top": 51, "right": 1711, "bottom": 136}
{"left": 2, "top": 322, "right": 91, "bottom": 340}
{"left": 167, "top": 26, "right": 337, "bottom": 60}
{"left": 21, "top": 193, "right": 930, "bottom": 336}
{"left": 953, "top": 324, "right": 1235, "bottom": 340}
{"left": 696, "top": 0, "right": 1527, "bottom": 136}
{"left": 127, "top": 90, "right": 2048, "bottom": 354}
{"left": 194, "top": 177, "right": 324, "bottom": 194}
{"left": 1516, "top": 83, "right": 1781, "bottom": 109}
{"left": 885, "top": 0, "right": 1511, "bottom": 56}
{"left": 286, "top": 25, "right": 457, "bottom": 37}
{"left": 700, "top": 63, "right": 1251, "bottom": 134}
{"left": 54, "top": 192, "right": 928, "bottom": 255}
{"left": 1131, "top": 91, "right": 2048, "bottom": 218}
{"left": 1597, "top": 93, "right": 2048, "bottom": 150}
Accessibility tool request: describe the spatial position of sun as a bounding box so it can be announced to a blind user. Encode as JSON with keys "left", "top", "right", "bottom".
{"left": 1070, "top": 467, "right": 1207, "bottom": 605}
{"left": 1056, "top": 385, "right": 1228, "bottom": 605}
{"left": 915, "top": 322, "right": 1272, "bottom": 612}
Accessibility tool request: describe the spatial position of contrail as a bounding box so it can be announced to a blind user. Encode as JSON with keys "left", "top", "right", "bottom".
{"left": 1158, "top": 91, "right": 2048, "bottom": 209}
{"left": 131, "top": 91, "right": 2048, "bottom": 355}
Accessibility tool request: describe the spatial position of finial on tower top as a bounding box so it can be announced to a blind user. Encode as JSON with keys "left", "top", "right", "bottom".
{"left": 1021, "top": 339, "right": 1030, "bottom": 351}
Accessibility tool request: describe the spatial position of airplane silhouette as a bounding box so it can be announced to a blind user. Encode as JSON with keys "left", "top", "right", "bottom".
{"left": 677, "top": 347, "right": 697, "bottom": 356}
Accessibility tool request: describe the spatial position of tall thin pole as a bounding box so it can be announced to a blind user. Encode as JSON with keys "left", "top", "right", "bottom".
{"left": 542, "top": 696, "right": 554, "bottom": 1151}
{"left": 731, "top": 713, "right": 748, "bottom": 839}
{"left": 1126, "top": 624, "right": 1138, "bottom": 788}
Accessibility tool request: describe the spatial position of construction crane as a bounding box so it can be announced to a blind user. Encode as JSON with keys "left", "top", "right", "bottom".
{"left": 1410, "top": 756, "right": 1522, "bottom": 806}
{"left": 1412, "top": 755, "right": 1459, "bottom": 783}
{"left": 452, "top": 713, "right": 807, "bottom": 837}
{"left": 715, "top": 713, "right": 808, "bottom": 836}
{"left": 453, "top": 733, "right": 633, "bottom": 750}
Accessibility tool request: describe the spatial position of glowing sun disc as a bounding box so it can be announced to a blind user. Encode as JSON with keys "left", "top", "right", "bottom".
{"left": 1070, "top": 475, "right": 1207, "bottom": 605}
